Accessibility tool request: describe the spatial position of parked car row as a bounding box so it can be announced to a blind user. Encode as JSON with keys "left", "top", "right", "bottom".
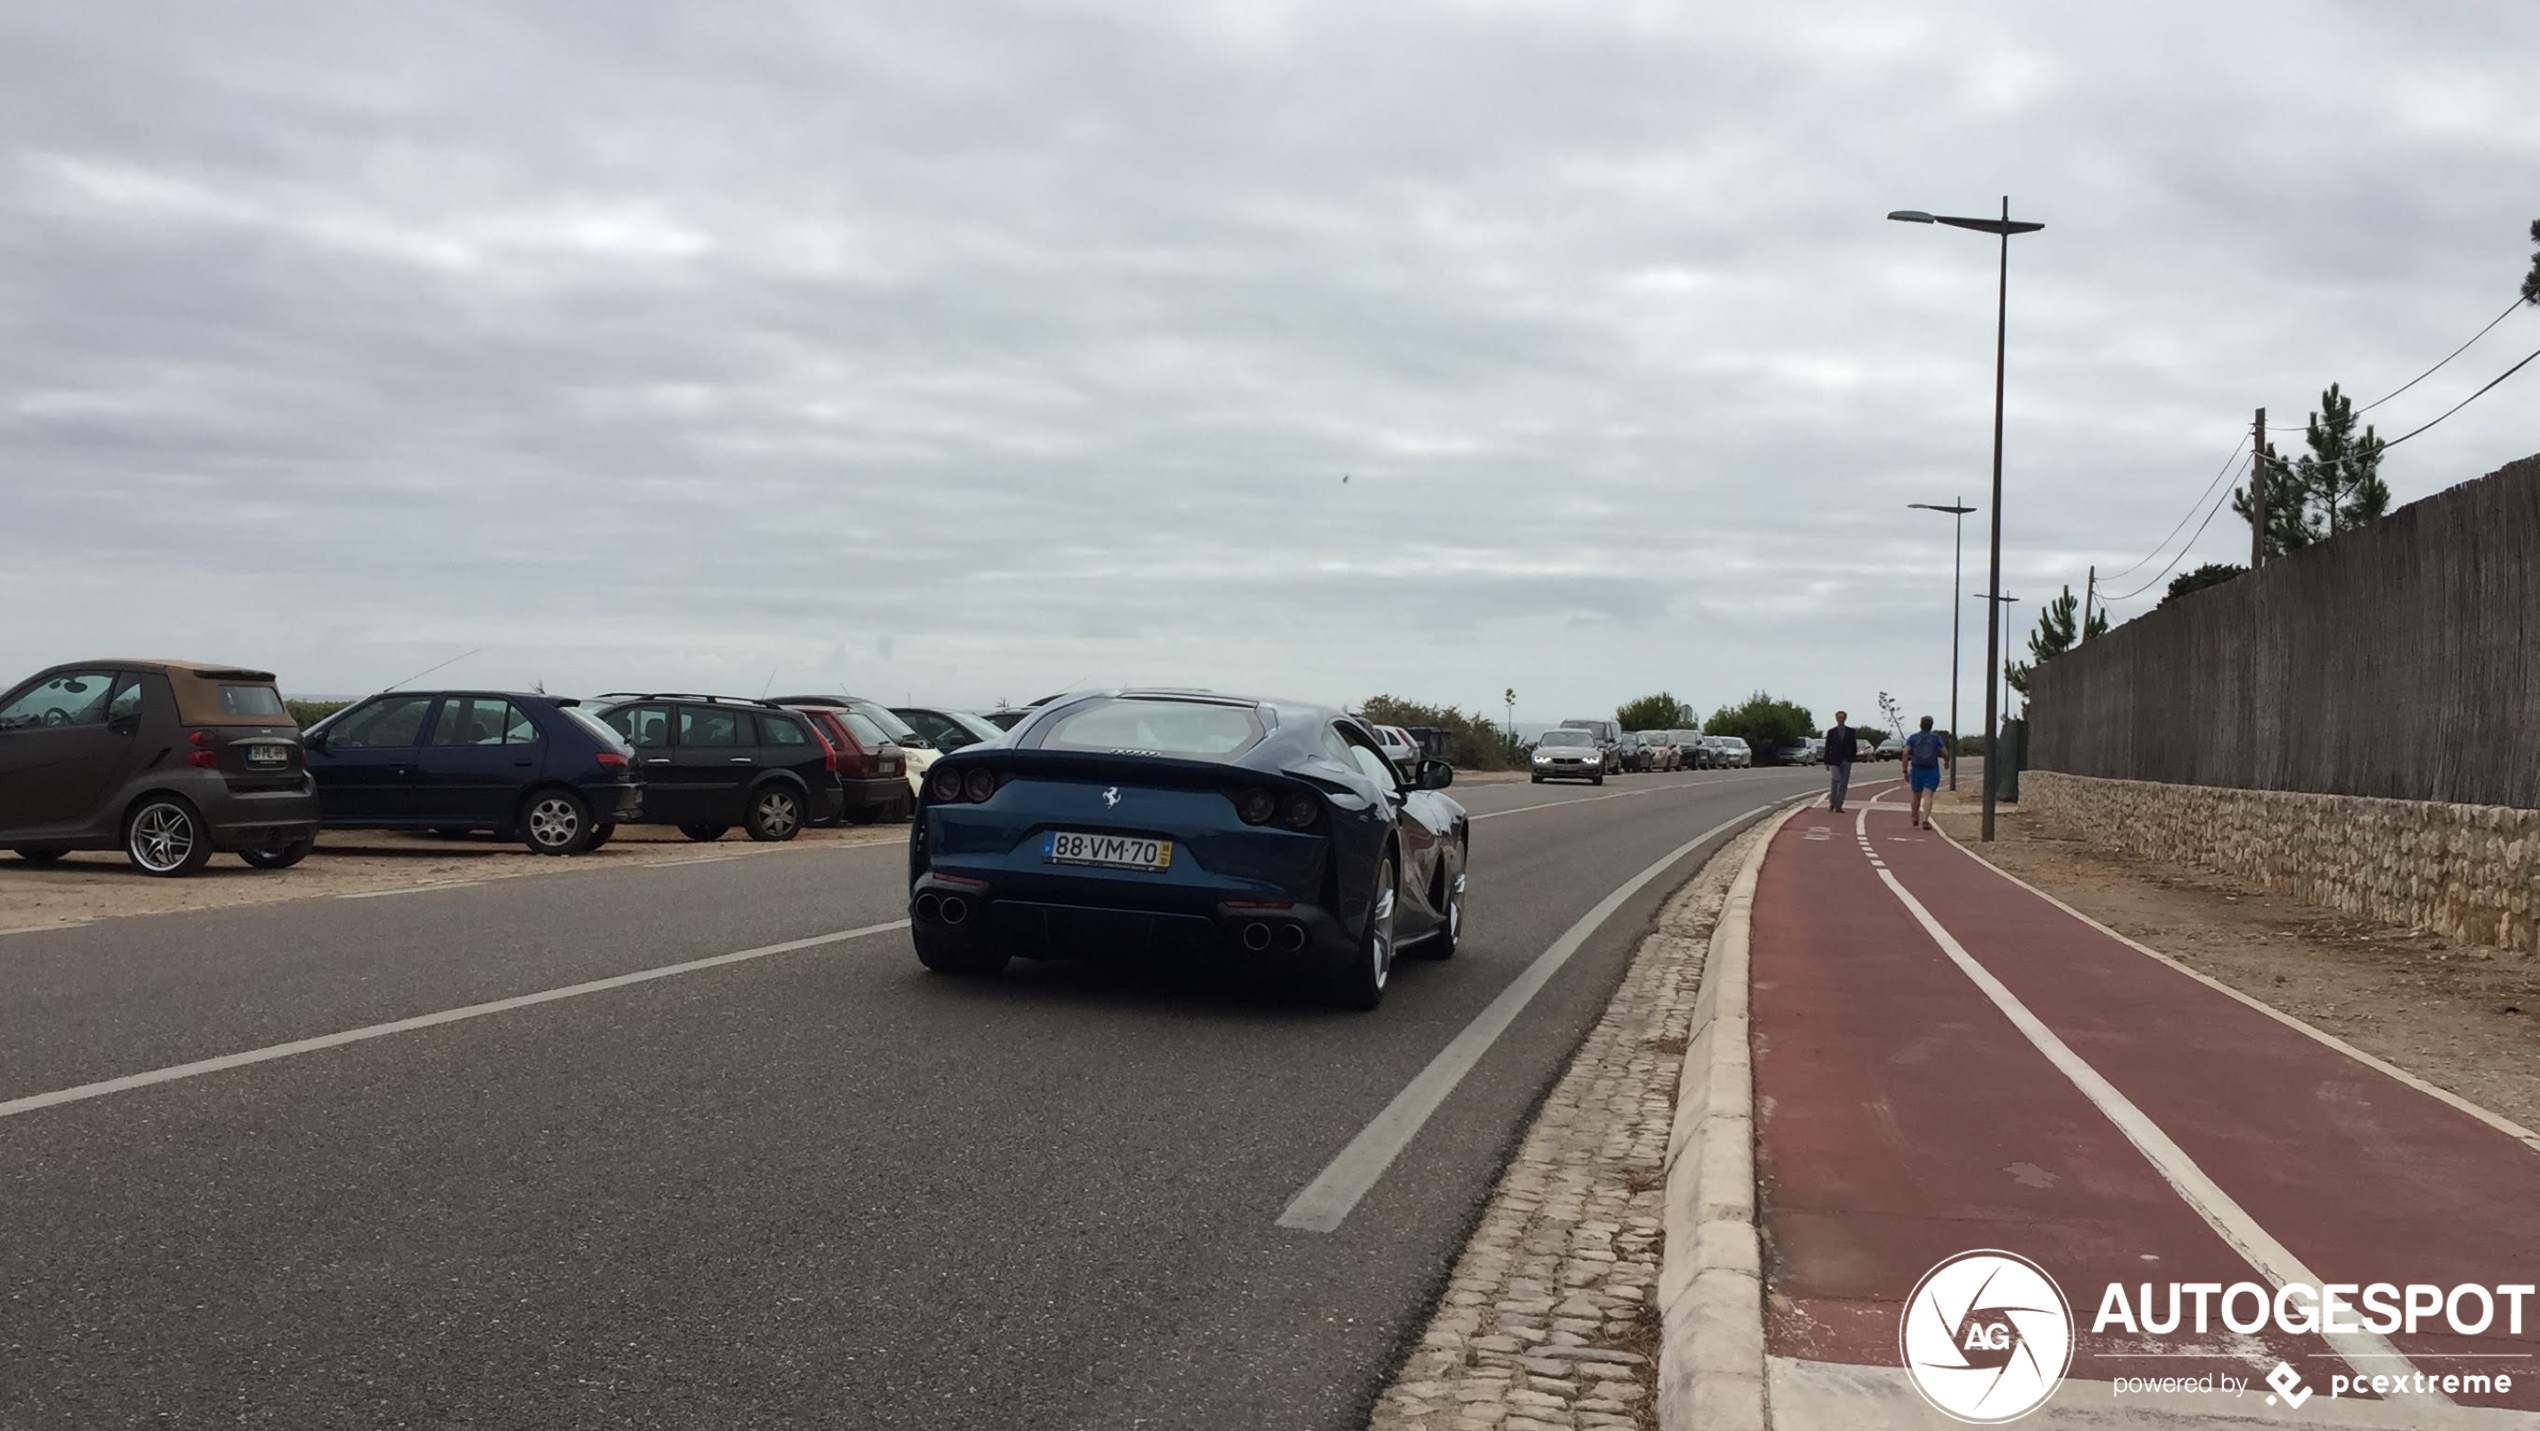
{"left": 1527, "top": 725, "right": 1758, "bottom": 782}
{"left": 0, "top": 657, "right": 1037, "bottom": 875}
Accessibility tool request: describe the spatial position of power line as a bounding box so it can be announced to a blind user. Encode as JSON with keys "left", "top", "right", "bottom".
{"left": 2099, "top": 432, "right": 2250, "bottom": 581}
{"left": 2102, "top": 457, "right": 2249, "bottom": 604}
{"left": 2381, "top": 343, "right": 2540, "bottom": 449}
{"left": 2356, "top": 296, "right": 2525, "bottom": 415}
{"left": 2265, "top": 297, "right": 2524, "bottom": 435}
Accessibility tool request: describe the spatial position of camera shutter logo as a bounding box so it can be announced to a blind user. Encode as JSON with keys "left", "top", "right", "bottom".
{"left": 1900, "top": 1250, "right": 2075, "bottom": 1423}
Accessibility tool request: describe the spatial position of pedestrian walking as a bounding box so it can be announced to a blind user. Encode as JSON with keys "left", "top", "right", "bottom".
{"left": 1903, "top": 715, "right": 1952, "bottom": 829}
{"left": 1823, "top": 710, "right": 1859, "bottom": 813}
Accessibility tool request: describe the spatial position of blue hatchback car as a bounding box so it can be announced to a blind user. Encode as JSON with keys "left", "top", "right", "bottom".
{"left": 302, "top": 691, "right": 641, "bottom": 855}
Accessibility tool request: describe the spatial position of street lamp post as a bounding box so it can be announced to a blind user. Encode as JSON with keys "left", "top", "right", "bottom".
{"left": 1974, "top": 591, "right": 2020, "bottom": 780}
{"left": 1908, "top": 499, "right": 1976, "bottom": 790}
{"left": 1889, "top": 198, "right": 2043, "bottom": 842}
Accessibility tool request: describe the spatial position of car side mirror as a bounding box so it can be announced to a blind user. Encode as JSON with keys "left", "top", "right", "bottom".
{"left": 303, "top": 731, "right": 328, "bottom": 751}
{"left": 1416, "top": 758, "right": 1454, "bottom": 791}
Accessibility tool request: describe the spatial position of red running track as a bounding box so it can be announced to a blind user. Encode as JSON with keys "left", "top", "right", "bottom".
{"left": 1750, "top": 794, "right": 2540, "bottom": 1419}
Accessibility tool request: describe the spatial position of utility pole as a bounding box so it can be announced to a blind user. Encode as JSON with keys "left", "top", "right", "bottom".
{"left": 2080, "top": 565, "right": 2095, "bottom": 640}
{"left": 2250, "top": 406, "right": 2267, "bottom": 567}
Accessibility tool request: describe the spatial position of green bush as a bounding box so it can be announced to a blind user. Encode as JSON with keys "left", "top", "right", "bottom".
{"left": 1357, "top": 695, "right": 1517, "bottom": 771}
{"left": 1704, "top": 691, "right": 1815, "bottom": 765}
{"left": 1615, "top": 692, "right": 1695, "bottom": 731}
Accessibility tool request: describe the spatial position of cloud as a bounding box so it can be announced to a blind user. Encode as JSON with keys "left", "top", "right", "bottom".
{"left": 2, "top": 0, "right": 2534, "bottom": 728}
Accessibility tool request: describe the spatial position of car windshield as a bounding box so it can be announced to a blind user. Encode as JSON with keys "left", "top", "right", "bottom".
{"left": 1538, "top": 730, "right": 1592, "bottom": 747}
{"left": 1039, "top": 697, "right": 1262, "bottom": 759}
{"left": 945, "top": 711, "right": 1006, "bottom": 744}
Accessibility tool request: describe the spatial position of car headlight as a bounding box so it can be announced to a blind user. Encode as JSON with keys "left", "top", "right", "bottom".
{"left": 1532, "top": 750, "right": 1553, "bottom": 763}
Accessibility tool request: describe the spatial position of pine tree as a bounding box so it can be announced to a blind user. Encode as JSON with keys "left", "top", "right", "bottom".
{"left": 2229, "top": 383, "right": 2388, "bottom": 560}
{"left": 2005, "top": 585, "right": 2107, "bottom": 698}
{"left": 2295, "top": 383, "right": 2388, "bottom": 537}
{"left": 2524, "top": 218, "right": 2540, "bottom": 306}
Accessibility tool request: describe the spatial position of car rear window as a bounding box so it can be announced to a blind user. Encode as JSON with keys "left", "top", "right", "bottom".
{"left": 216, "top": 684, "right": 285, "bottom": 717}
{"left": 561, "top": 708, "right": 631, "bottom": 751}
{"left": 1037, "top": 697, "right": 1262, "bottom": 760}
{"left": 850, "top": 701, "right": 920, "bottom": 742}
{"left": 839, "top": 711, "right": 892, "bottom": 748}
{"left": 763, "top": 713, "right": 811, "bottom": 747}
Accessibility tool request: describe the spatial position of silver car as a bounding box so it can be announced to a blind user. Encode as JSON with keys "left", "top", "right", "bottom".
{"left": 1530, "top": 727, "right": 1606, "bottom": 785}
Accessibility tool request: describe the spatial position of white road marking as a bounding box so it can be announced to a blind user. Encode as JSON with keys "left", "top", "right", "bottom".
{"left": 1868, "top": 847, "right": 2443, "bottom": 1402}
{"left": 0, "top": 919, "right": 913, "bottom": 1121}
{"left": 1467, "top": 772, "right": 1796, "bottom": 823}
{"left": 1276, "top": 796, "right": 1809, "bottom": 1233}
{"left": 0, "top": 919, "right": 95, "bottom": 938}
{"left": 1927, "top": 822, "right": 2540, "bottom": 1158}
{"left": 644, "top": 853, "right": 744, "bottom": 867}
{"left": 335, "top": 880, "right": 485, "bottom": 900}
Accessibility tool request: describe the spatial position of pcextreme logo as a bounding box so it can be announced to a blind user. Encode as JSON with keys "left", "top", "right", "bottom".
{"left": 1901, "top": 1250, "right": 2077, "bottom": 1424}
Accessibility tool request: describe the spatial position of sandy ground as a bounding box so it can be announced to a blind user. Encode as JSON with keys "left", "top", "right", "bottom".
{"left": 1926, "top": 784, "right": 2540, "bottom": 1132}
{"left": 0, "top": 822, "right": 905, "bottom": 929}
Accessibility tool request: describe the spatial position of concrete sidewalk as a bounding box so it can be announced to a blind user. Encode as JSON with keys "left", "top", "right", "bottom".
{"left": 1743, "top": 789, "right": 2540, "bottom": 1427}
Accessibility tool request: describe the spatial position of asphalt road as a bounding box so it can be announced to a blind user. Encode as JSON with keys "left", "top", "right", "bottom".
{"left": 0, "top": 765, "right": 1827, "bottom": 1431}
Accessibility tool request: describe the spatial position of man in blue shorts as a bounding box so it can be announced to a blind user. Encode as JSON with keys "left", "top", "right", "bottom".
{"left": 1903, "top": 715, "right": 1952, "bottom": 829}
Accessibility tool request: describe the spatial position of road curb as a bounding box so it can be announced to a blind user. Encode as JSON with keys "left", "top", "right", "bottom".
{"left": 1657, "top": 800, "right": 1805, "bottom": 1431}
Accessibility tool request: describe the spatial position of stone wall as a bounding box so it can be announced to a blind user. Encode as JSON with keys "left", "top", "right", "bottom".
{"left": 2024, "top": 772, "right": 2538, "bottom": 957}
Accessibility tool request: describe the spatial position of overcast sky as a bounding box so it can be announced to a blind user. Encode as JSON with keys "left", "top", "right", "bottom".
{"left": 4, "top": 1, "right": 2534, "bottom": 729}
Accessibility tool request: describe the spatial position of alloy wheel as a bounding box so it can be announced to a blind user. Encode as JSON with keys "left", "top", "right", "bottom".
{"left": 130, "top": 804, "right": 196, "bottom": 874}
{"left": 527, "top": 796, "right": 581, "bottom": 850}
{"left": 756, "top": 790, "right": 799, "bottom": 839}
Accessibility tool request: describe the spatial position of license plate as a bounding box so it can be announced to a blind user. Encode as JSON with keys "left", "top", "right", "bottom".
{"left": 245, "top": 743, "right": 289, "bottom": 767}
{"left": 1043, "top": 830, "right": 1172, "bottom": 872}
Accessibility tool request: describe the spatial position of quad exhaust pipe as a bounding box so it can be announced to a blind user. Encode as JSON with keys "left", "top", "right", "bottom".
{"left": 913, "top": 891, "right": 971, "bottom": 926}
{"left": 1238, "top": 921, "right": 1309, "bottom": 953}
{"left": 939, "top": 895, "right": 970, "bottom": 926}
{"left": 913, "top": 892, "right": 940, "bottom": 923}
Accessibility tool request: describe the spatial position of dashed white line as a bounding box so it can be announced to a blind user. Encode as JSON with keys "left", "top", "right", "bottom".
{"left": 0, "top": 919, "right": 913, "bottom": 1121}
{"left": 1277, "top": 797, "right": 1807, "bottom": 1233}
{"left": 0, "top": 919, "right": 95, "bottom": 938}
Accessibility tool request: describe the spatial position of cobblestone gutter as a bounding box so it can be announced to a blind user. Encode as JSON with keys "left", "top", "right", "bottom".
{"left": 1367, "top": 815, "right": 1779, "bottom": 1431}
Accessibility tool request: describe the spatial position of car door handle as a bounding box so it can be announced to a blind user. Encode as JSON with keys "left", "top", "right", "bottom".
{"left": 646, "top": 757, "right": 672, "bottom": 765}
{"left": 729, "top": 757, "right": 754, "bottom": 764}
{"left": 512, "top": 759, "right": 533, "bottom": 767}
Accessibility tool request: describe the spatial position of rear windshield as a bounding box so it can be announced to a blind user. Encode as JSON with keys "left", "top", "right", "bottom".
{"left": 839, "top": 711, "right": 893, "bottom": 748}
{"left": 561, "top": 708, "right": 631, "bottom": 751}
{"left": 850, "top": 701, "right": 919, "bottom": 742}
{"left": 217, "top": 684, "right": 284, "bottom": 717}
{"left": 1038, "top": 697, "right": 1262, "bottom": 760}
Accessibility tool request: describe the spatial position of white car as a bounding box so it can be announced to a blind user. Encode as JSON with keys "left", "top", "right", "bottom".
{"left": 1373, "top": 723, "right": 1422, "bottom": 782}
{"left": 1705, "top": 735, "right": 1752, "bottom": 769}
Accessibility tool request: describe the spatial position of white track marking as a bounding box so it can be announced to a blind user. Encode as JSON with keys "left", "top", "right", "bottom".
{"left": 1928, "top": 822, "right": 2540, "bottom": 1159}
{"left": 0, "top": 920, "right": 912, "bottom": 1121}
{"left": 1865, "top": 833, "right": 2442, "bottom": 1402}
{"left": 1276, "top": 798, "right": 1809, "bottom": 1233}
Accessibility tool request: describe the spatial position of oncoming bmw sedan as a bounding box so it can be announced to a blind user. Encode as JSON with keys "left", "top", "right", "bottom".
{"left": 906, "top": 690, "right": 1470, "bottom": 1009}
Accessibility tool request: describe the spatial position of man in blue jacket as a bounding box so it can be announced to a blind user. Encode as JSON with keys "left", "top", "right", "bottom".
{"left": 1823, "top": 711, "right": 1859, "bottom": 813}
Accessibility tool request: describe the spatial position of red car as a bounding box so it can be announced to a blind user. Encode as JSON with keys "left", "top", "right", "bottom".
{"left": 788, "top": 703, "right": 909, "bottom": 824}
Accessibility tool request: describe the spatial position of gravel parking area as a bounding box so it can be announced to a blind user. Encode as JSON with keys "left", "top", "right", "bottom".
{"left": 1930, "top": 786, "right": 2540, "bottom": 1132}
{"left": 0, "top": 823, "right": 904, "bottom": 929}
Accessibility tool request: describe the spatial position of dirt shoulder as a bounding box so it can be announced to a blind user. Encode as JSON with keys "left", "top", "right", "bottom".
{"left": 1928, "top": 786, "right": 2540, "bottom": 1132}
{"left": 0, "top": 823, "right": 903, "bottom": 929}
